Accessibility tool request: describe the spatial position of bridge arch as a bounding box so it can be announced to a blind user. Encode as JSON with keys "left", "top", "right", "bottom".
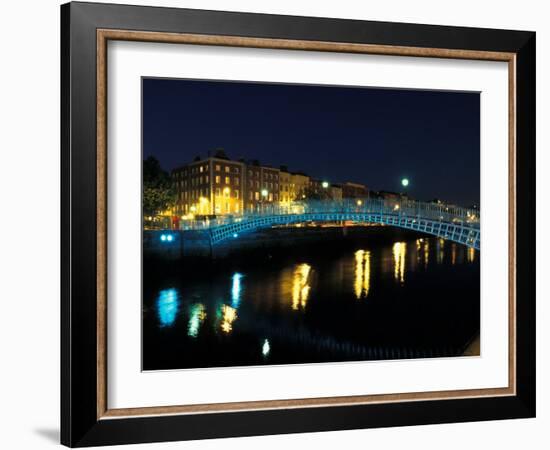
{"left": 180, "top": 199, "right": 480, "bottom": 250}
{"left": 208, "top": 211, "right": 479, "bottom": 250}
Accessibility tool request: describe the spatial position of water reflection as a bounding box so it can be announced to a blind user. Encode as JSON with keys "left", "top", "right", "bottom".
{"left": 262, "top": 339, "right": 271, "bottom": 357}
{"left": 156, "top": 288, "right": 179, "bottom": 327}
{"left": 392, "top": 242, "right": 406, "bottom": 283}
{"left": 437, "top": 238, "right": 445, "bottom": 264}
{"left": 467, "top": 247, "right": 476, "bottom": 263}
{"left": 354, "top": 250, "right": 371, "bottom": 299}
{"left": 291, "top": 263, "right": 311, "bottom": 310}
{"left": 144, "top": 236, "right": 480, "bottom": 370}
{"left": 423, "top": 239, "right": 430, "bottom": 268}
{"left": 231, "top": 273, "right": 243, "bottom": 308}
{"left": 451, "top": 244, "right": 457, "bottom": 265}
{"left": 220, "top": 304, "right": 238, "bottom": 333}
{"left": 187, "top": 303, "right": 206, "bottom": 338}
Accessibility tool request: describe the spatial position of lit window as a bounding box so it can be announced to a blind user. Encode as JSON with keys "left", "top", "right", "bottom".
{"left": 216, "top": 188, "right": 221, "bottom": 196}
{"left": 255, "top": 192, "right": 259, "bottom": 200}
{"left": 199, "top": 166, "right": 203, "bottom": 173}
{"left": 215, "top": 164, "right": 221, "bottom": 171}
{"left": 215, "top": 175, "right": 221, "bottom": 184}
{"left": 225, "top": 166, "right": 230, "bottom": 173}
{"left": 235, "top": 191, "right": 239, "bottom": 199}
{"left": 225, "top": 176, "right": 230, "bottom": 184}
{"left": 235, "top": 177, "right": 239, "bottom": 185}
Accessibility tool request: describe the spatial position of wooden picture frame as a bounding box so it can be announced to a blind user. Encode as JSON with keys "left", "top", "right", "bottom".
{"left": 61, "top": 1, "right": 535, "bottom": 446}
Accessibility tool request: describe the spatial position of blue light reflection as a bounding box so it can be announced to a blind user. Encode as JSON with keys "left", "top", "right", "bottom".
{"left": 156, "top": 288, "right": 180, "bottom": 328}
{"left": 231, "top": 273, "right": 243, "bottom": 308}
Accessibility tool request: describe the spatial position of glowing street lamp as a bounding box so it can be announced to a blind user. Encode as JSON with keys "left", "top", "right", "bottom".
{"left": 356, "top": 200, "right": 363, "bottom": 206}
{"left": 321, "top": 181, "right": 329, "bottom": 189}
{"left": 401, "top": 178, "right": 409, "bottom": 188}
{"left": 261, "top": 189, "right": 268, "bottom": 198}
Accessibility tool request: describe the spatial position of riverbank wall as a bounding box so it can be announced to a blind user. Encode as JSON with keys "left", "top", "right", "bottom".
{"left": 144, "top": 225, "right": 425, "bottom": 263}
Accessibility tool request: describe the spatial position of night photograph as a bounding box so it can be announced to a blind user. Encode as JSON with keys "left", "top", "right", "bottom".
{"left": 141, "top": 77, "right": 481, "bottom": 371}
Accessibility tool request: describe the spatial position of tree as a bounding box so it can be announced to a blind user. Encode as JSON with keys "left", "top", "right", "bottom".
{"left": 143, "top": 156, "right": 175, "bottom": 217}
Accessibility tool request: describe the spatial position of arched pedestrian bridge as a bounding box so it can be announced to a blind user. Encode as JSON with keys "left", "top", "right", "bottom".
{"left": 182, "top": 199, "right": 480, "bottom": 250}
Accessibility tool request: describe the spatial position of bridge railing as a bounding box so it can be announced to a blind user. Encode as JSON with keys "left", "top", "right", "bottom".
{"left": 179, "top": 199, "right": 479, "bottom": 230}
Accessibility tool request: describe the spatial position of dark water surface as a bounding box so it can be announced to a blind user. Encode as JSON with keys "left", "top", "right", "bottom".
{"left": 142, "top": 234, "right": 480, "bottom": 370}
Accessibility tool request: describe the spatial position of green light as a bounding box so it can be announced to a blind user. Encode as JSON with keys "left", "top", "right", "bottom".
{"left": 401, "top": 178, "right": 409, "bottom": 187}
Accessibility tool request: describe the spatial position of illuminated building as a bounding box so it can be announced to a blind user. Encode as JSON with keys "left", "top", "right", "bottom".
{"left": 172, "top": 149, "right": 372, "bottom": 217}
{"left": 245, "top": 161, "right": 280, "bottom": 212}
{"left": 172, "top": 150, "right": 244, "bottom": 216}
{"left": 279, "top": 167, "right": 291, "bottom": 205}
{"left": 289, "top": 172, "right": 310, "bottom": 200}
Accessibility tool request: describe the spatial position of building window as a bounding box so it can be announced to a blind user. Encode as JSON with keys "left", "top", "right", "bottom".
{"left": 224, "top": 188, "right": 230, "bottom": 198}
{"left": 199, "top": 166, "right": 203, "bottom": 173}
{"left": 249, "top": 192, "right": 253, "bottom": 200}
{"left": 215, "top": 175, "right": 221, "bottom": 184}
{"left": 234, "top": 191, "right": 239, "bottom": 199}
{"left": 205, "top": 175, "right": 209, "bottom": 183}
{"left": 255, "top": 192, "right": 259, "bottom": 200}
{"left": 235, "top": 177, "right": 239, "bottom": 185}
{"left": 216, "top": 188, "right": 221, "bottom": 196}
{"left": 234, "top": 167, "right": 239, "bottom": 173}
{"left": 268, "top": 193, "right": 273, "bottom": 202}
{"left": 215, "top": 164, "right": 221, "bottom": 171}
{"left": 225, "top": 176, "right": 230, "bottom": 184}
{"left": 225, "top": 166, "right": 230, "bottom": 173}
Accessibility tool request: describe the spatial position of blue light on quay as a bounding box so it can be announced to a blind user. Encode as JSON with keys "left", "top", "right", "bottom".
{"left": 160, "top": 234, "right": 166, "bottom": 241}
{"left": 160, "top": 234, "right": 174, "bottom": 242}
{"left": 166, "top": 234, "right": 173, "bottom": 242}
{"left": 233, "top": 233, "right": 238, "bottom": 238}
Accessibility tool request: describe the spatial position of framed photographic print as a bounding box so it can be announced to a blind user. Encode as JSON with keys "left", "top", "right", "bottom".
{"left": 61, "top": 1, "right": 536, "bottom": 447}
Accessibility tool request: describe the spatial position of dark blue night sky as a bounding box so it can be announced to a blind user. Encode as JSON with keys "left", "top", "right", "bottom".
{"left": 143, "top": 78, "right": 480, "bottom": 206}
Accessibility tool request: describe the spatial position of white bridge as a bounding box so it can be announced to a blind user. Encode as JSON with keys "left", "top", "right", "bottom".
{"left": 181, "top": 199, "right": 480, "bottom": 250}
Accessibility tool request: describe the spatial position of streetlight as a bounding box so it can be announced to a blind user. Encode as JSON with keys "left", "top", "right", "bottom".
{"left": 356, "top": 200, "right": 363, "bottom": 206}
{"left": 321, "top": 181, "right": 329, "bottom": 189}
{"left": 401, "top": 178, "right": 409, "bottom": 188}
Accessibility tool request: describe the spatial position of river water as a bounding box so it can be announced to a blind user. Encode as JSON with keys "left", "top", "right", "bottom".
{"left": 142, "top": 233, "right": 480, "bottom": 370}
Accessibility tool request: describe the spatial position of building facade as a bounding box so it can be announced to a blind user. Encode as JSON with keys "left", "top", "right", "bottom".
{"left": 289, "top": 172, "right": 310, "bottom": 201}
{"left": 342, "top": 182, "right": 369, "bottom": 199}
{"left": 172, "top": 156, "right": 245, "bottom": 216}
{"left": 172, "top": 152, "right": 369, "bottom": 217}
{"left": 244, "top": 163, "right": 280, "bottom": 212}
